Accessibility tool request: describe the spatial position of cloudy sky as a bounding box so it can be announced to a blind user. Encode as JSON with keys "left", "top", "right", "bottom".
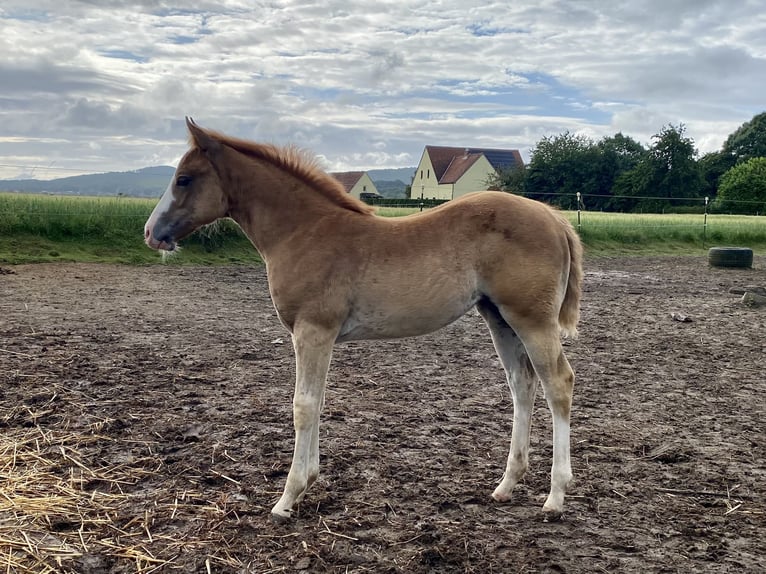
{"left": 1, "top": 0, "right": 764, "bottom": 180}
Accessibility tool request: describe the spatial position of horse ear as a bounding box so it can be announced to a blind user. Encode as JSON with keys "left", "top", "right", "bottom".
{"left": 186, "top": 117, "right": 221, "bottom": 155}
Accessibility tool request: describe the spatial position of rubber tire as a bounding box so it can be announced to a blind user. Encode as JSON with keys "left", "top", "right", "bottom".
{"left": 708, "top": 247, "right": 753, "bottom": 268}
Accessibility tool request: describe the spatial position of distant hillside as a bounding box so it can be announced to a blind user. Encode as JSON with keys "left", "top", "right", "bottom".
{"left": 367, "top": 167, "right": 415, "bottom": 199}
{"left": 0, "top": 166, "right": 175, "bottom": 197}
{"left": 0, "top": 165, "right": 416, "bottom": 199}
{"left": 373, "top": 180, "right": 408, "bottom": 199}
{"left": 367, "top": 167, "right": 414, "bottom": 184}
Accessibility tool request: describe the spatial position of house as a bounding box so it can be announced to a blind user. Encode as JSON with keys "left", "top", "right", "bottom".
{"left": 331, "top": 171, "right": 381, "bottom": 200}
{"left": 411, "top": 146, "right": 524, "bottom": 201}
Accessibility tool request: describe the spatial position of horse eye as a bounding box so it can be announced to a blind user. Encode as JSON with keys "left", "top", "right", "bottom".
{"left": 176, "top": 175, "right": 192, "bottom": 187}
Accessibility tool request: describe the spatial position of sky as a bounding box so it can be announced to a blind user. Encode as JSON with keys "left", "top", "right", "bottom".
{"left": 1, "top": 0, "right": 765, "bottom": 180}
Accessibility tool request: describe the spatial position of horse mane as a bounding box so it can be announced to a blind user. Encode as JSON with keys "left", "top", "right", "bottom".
{"left": 192, "top": 128, "right": 374, "bottom": 215}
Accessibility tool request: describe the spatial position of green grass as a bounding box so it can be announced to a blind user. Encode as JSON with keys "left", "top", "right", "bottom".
{"left": 377, "top": 206, "right": 766, "bottom": 256}
{"left": 0, "top": 193, "right": 260, "bottom": 265}
{"left": 1, "top": 193, "right": 765, "bottom": 264}
{"left": 565, "top": 211, "right": 766, "bottom": 255}
{"left": 374, "top": 206, "right": 422, "bottom": 217}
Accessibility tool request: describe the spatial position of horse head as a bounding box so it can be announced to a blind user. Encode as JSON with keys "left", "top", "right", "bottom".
{"left": 144, "top": 118, "right": 229, "bottom": 251}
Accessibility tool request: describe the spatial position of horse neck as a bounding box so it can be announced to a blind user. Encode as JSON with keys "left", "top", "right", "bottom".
{"left": 224, "top": 154, "right": 348, "bottom": 257}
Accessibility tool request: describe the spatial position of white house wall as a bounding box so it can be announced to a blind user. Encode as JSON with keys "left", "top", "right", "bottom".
{"left": 412, "top": 152, "right": 443, "bottom": 199}
{"left": 348, "top": 173, "right": 379, "bottom": 198}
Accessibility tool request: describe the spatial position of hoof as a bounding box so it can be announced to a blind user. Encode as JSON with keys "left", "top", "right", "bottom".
{"left": 542, "top": 508, "right": 563, "bottom": 522}
{"left": 491, "top": 489, "right": 513, "bottom": 503}
{"left": 270, "top": 508, "right": 294, "bottom": 524}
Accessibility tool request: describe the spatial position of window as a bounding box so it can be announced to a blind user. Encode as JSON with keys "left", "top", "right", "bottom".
{"left": 427, "top": 169, "right": 430, "bottom": 178}
{"left": 420, "top": 170, "right": 423, "bottom": 179}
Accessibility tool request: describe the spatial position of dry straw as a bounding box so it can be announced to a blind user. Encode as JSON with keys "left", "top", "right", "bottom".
{"left": 0, "top": 422, "right": 244, "bottom": 573}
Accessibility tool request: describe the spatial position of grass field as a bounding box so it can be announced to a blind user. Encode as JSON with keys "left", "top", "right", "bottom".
{"left": 372, "top": 206, "right": 766, "bottom": 255}
{"left": 0, "top": 193, "right": 258, "bottom": 265}
{"left": 1, "top": 193, "right": 765, "bottom": 264}
{"left": 569, "top": 211, "right": 766, "bottom": 253}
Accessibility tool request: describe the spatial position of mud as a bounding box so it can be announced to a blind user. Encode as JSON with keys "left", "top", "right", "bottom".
{"left": 1, "top": 256, "right": 765, "bottom": 573}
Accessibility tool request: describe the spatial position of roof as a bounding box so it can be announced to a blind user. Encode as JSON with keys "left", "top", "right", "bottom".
{"left": 330, "top": 171, "right": 365, "bottom": 193}
{"left": 440, "top": 153, "right": 483, "bottom": 184}
{"left": 424, "top": 145, "right": 523, "bottom": 184}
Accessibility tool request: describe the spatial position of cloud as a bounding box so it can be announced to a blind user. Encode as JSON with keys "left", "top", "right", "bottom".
{"left": 0, "top": 62, "right": 109, "bottom": 99}
{"left": 0, "top": 0, "right": 764, "bottom": 179}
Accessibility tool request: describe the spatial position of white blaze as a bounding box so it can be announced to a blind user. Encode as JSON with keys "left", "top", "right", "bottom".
{"left": 144, "top": 178, "right": 176, "bottom": 250}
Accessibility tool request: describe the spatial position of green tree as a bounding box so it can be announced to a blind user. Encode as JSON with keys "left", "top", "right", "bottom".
{"left": 485, "top": 165, "right": 527, "bottom": 194}
{"left": 525, "top": 132, "right": 600, "bottom": 209}
{"left": 591, "top": 133, "right": 646, "bottom": 210}
{"left": 598, "top": 133, "right": 646, "bottom": 172}
{"left": 698, "top": 150, "right": 735, "bottom": 199}
{"left": 612, "top": 124, "right": 703, "bottom": 212}
{"left": 714, "top": 157, "right": 766, "bottom": 214}
{"left": 722, "top": 111, "right": 766, "bottom": 164}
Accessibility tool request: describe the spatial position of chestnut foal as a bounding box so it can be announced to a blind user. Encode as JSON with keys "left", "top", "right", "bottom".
{"left": 144, "top": 119, "right": 583, "bottom": 522}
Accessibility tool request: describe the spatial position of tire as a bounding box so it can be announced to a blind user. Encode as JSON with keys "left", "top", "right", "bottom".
{"left": 708, "top": 247, "right": 753, "bottom": 268}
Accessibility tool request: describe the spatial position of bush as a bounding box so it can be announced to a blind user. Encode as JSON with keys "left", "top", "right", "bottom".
{"left": 714, "top": 157, "right": 766, "bottom": 215}
{"left": 362, "top": 197, "right": 448, "bottom": 208}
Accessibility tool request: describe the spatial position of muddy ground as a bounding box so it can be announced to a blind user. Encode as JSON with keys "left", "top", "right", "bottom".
{"left": 1, "top": 256, "right": 765, "bottom": 573}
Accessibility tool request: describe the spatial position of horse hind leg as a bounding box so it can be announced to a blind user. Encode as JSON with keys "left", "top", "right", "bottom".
{"left": 480, "top": 299, "right": 575, "bottom": 521}
{"left": 512, "top": 317, "right": 575, "bottom": 521}
{"left": 476, "top": 300, "right": 537, "bottom": 506}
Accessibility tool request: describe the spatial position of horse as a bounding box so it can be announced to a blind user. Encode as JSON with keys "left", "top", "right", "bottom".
{"left": 144, "top": 118, "right": 584, "bottom": 522}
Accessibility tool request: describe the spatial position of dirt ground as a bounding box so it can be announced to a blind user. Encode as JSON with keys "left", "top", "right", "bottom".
{"left": 1, "top": 256, "right": 765, "bottom": 573}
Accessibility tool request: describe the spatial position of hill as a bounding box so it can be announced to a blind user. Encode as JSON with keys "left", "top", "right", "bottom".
{"left": 0, "top": 167, "right": 175, "bottom": 197}
{"left": 367, "top": 167, "right": 414, "bottom": 199}
{"left": 0, "top": 165, "right": 416, "bottom": 199}
{"left": 367, "top": 168, "right": 414, "bottom": 184}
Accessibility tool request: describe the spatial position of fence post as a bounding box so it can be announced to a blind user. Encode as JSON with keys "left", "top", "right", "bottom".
{"left": 703, "top": 196, "right": 709, "bottom": 246}
{"left": 576, "top": 192, "right": 582, "bottom": 232}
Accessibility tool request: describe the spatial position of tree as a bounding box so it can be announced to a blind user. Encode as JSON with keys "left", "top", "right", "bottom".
{"left": 722, "top": 111, "right": 766, "bottom": 164}
{"left": 698, "top": 150, "right": 735, "bottom": 199}
{"left": 524, "top": 132, "right": 600, "bottom": 209}
{"left": 598, "top": 133, "right": 646, "bottom": 172}
{"left": 612, "top": 124, "right": 703, "bottom": 212}
{"left": 485, "top": 165, "right": 527, "bottom": 195}
{"left": 591, "top": 133, "right": 646, "bottom": 210}
{"left": 714, "top": 157, "right": 766, "bottom": 214}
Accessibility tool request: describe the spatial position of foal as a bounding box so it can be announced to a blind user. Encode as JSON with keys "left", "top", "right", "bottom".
{"left": 144, "top": 118, "right": 583, "bottom": 522}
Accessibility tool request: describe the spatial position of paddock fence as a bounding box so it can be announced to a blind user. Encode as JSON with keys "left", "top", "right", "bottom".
{"left": 1, "top": 191, "right": 765, "bottom": 252}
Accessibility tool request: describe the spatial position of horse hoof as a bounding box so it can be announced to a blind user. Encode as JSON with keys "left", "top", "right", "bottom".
{"left": 542, "top": 508, "right": 563, "bottom": 522}
{"left": 491, "top": 489, "right": 512, "bottom": 503}
{"left": 270, "top": 508, "right": 294, "bottom": 524}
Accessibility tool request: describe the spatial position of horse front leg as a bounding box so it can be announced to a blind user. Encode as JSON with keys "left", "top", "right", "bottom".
{"left": 476, "top": 301, "right": 537, "bottom": 504}
{"left": 492, "top": 365, "right": 536, "bottom": 503}
{"left": 271, "top": 323, "right": 336, "bottom": 522}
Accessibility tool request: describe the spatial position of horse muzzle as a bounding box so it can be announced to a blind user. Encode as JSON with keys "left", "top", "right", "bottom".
{"left": 144, "top": 224, "right": 177, "bottom": 251}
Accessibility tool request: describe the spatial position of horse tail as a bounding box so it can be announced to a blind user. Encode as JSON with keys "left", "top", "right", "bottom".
{"left": 558, "top": 216, "right": 583, "bottom": 338}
